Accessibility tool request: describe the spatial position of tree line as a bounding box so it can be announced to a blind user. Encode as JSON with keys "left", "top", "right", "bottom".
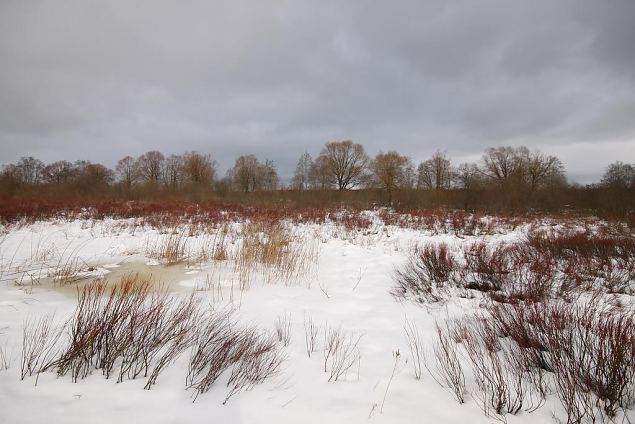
{"left": 1, "top": 141, "right": 633, "bottom": 215}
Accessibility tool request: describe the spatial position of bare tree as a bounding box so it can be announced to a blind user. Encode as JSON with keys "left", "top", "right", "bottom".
{"left": 417, "top": 150, "right": 452, "bottom": 190}
{"left": 480, "top": 146, "right": 526, "bottom": 187}
{"left": 480, "top": 146, "right": 565, "bottom": 192}
{"left": 182, "top": 151, "right": 216, "bottom": 187}
{"left": 7, "top": 157, "right": 45, "bottom": 185}
{"left": 524, "top": 150, "right": 565, "bottom": 191}
{"left": 370, "top": 151, "right": 412, "bottom": 204}
{"left": 43, "top": 161, "right": 75, "bottom": 184}
{"left": 73, "top": 161, "right": 114, "bottom": 192}
{"left": 256, "top": 159, "right": 279, "bottom": 191}
{"left": 455, "top": 163, "right": 481, "bottom": 190}
{"left": 317, "top": 140, "right": 369, "bottom": 190}
{"left": 136, "top": 151, "right": 164, "bottom": 185}
{"left": 291, "top": 152, "right": 313, "bottom": 190}
{"left": 162, "top": 154, "right": 184, "bottom": 188}
{"left": 229, "top": 155, "right": 259, "bottom": 192}
{"left": 402, "top": 163, "right": 417, "bottom": 189}
{"left": 115, "top": 156, "right": 138, "bottom": 188}
{"left": 455, "top": 162, "right": 483, "bottom": 211}
{"left": 308, "top": 155, "right": 331, "bottom": 189}
{"left": 601, "top": 161, "right": 634, "bottom": 188}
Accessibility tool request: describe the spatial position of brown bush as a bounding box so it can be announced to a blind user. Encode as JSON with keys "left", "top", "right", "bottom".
{"left": 392, "top": 244, "right": 457, "bottom": 302}
{"left": 21, "top": 275, "right": 283, "bottom": 402}
{"left": 489, "top": 301, "right": 635, "bottom": 421}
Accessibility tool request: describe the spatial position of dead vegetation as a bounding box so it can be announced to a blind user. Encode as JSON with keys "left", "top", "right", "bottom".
{"left": 19, "top": 274, "right": 283, "bottom": 402}
{"left": 323, "top": 325, "right": 363, "bottom": 382}
{"left": 403, "top": 319, "right": 424, "bottom": 380}
{"left": 396, "top": 223, "right": 635, "bottom": 422}
{"left": 394, "top": 225, "right": 635, "bottom": 304}
{"left": 186, "top": 312, "right": 283, "bottom": 403}
{"left": 432, "top": 323, "right": 466, "bottom": 404}
{"left": 274, "top": 313, "right": 292, "bottom": 347}
{"left": 235, "top": 221, "right": 319, "bottom": 289}
{"left": 20, "top": 312, "right": 65, "bottom": 383}
{"left": 146, "top": 229, "right": 190, "bottom": 265}
{"left": 142, "top": 219, "right": 319, "bottom": 289}
{"left": 4, "top": 204, "right": 634, "bottom": 421}
{"left": 304, "top": 313, "right": 320, "bottom": 358}
{"left": 490, "top": 301, "right": 635, "bottom": 422}
{"left": 425, "top": 300, "right": 635, "bottom": 423}
{"left": 0, "top": 342, "right": 9, "bottom": 371}
{"left": 392, "top": 244, "right": 457, "bottom": 302}
{"left": 51, "top": 257, "right": 91, "bottom": 286}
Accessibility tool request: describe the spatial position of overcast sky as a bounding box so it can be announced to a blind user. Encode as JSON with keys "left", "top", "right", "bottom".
{"left": 1, "top": 0, "right": 634, "bottom": 183}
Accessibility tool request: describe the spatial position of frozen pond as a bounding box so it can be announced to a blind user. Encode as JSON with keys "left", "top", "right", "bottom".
{"left": 8, "top": 260, "right": 204, "bottom": 297}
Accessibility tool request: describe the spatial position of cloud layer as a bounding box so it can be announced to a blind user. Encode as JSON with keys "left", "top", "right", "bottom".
{"left": 1, "top": 0, "right": 634, "bottom": 183}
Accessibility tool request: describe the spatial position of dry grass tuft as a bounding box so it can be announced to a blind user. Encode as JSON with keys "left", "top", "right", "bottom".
{"left": 146, "top": 230, "right": 190, "bottom": 265}
{"left": 235, "top": 221, "right": 319, "bottom": 289}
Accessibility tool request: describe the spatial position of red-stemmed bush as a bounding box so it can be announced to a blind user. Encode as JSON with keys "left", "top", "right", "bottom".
{"left": 392, "top": 244, "right": 457, "bottom": 302}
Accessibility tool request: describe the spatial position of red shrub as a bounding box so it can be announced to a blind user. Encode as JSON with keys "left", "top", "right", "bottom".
{"left": 392, "top": 244, "right": 457, "bottom": 302}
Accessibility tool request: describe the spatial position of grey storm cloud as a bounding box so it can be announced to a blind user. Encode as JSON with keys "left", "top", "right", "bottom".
{"left": 1, "top": 0, "right": 634, "bottom": 183}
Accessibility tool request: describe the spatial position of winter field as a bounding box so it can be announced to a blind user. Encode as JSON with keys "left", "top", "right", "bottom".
{"left": 0, "top": 209, "right": 633, "bottom": 424}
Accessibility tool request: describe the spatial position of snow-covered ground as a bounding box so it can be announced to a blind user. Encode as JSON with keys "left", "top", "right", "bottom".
{"left": 0, "top": 215, "right": 621, "bottom": 423}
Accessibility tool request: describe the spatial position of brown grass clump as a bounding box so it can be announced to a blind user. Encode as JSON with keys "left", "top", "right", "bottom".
{"left": 235, "top": 221, "right": 319, "bottom": 288}
{"left": 146, "top": 230, "right": 190, "bottom": 265}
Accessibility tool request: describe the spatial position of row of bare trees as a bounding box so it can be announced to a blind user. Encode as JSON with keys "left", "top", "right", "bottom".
{"left": 290, "top": 142, "right": 566, "bottom": 204}
{"left": 1, "top": 152, "right": 217, "bottom": 192}
{"left": 2, "top": 157, "right": 114, "bottom": 195}
{"left": 0, "top": 151, "right": 280, "bottom": 194}
{"left": 0, "top": 142, "right": 631, "bottom": 212}
{"left": 117, "top": 152, "right": 280, "bottom": 193}
{"left": 223, "top": 155, "right": 279, "bottom": 193}
{"left": 116, "top": 151, "right": 217, "bottom": 189}
{"left": 601, "top": 161, "right": 635, "bottom": 189}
